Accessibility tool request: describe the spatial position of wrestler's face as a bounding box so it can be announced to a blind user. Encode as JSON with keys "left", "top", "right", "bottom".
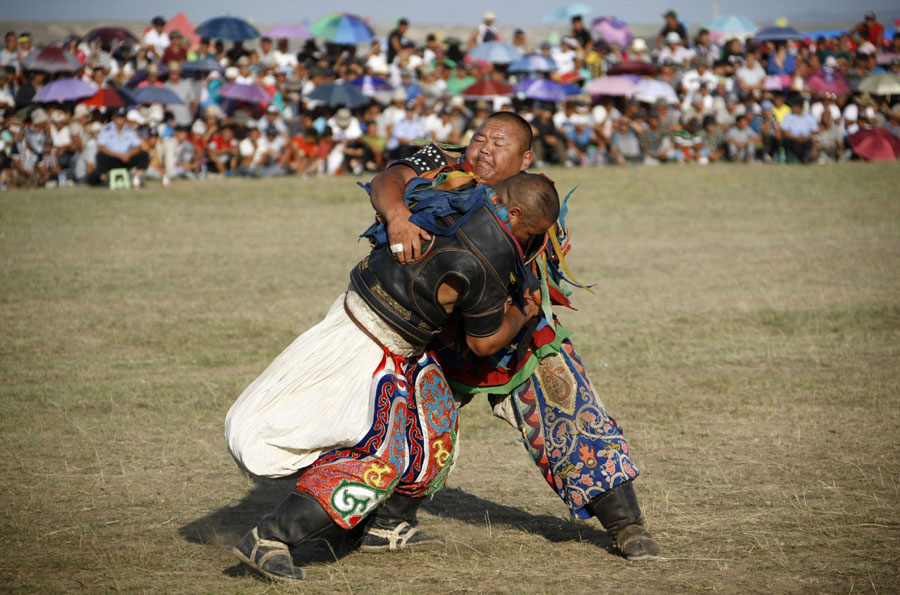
{"left": 508, "top": 212, "right": 551, "bottom": 247}
{"left": 465, "top": 119, "right": 533, "bottom": 186}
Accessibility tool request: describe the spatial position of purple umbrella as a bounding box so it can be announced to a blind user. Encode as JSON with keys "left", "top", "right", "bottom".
{"left": 84, "top": 27, "right": 139, "bottom": 47}
{"left": 350, "top": 75, "right": 393, "bottom": 96}
{"left": 805, "top": 71, "right": 851, "bottom": 95}
{"left": 515, "top": 78, "right": 568, "bottom": 103}
{"left": 592, "top": 16, "right": 633, "bottom": 48}
{"left": 507, "top": 53, "right": 556, "bottom": 74}
{"left": 220, "top": 82, "right": 272, "bottom": 104}
{"left": 584, "top": 75, "right": 638, "bottom": 96}
{"left": 33, "top": 77, "right": 96, "bottom": 102}
{"left": 126, "top": 64, "right": 170, "bottom": 89}
{"left": 21, "top": 46, "right": 82, "bottom": 74}
{"left": 263, "top": 24, "right": 313, "bottom": 40}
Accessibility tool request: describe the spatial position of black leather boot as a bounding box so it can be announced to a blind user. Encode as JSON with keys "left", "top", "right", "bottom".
{"left": 357, "top": 492, "right": 444, "bottom": 552}
{"left": 233, "top": 491, "right": 336, "bottom": 582}
{"left": 586, "top": 480, "right": 661, "bottom": 561}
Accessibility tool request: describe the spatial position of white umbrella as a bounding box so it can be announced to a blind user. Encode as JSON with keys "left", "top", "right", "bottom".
{"left": 634, "top": 79, "right": 678, "bottom": 104}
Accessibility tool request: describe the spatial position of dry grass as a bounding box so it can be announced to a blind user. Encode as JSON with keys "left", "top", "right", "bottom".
{"left": 1, "top": 163, "right": 898, "bottom": 593}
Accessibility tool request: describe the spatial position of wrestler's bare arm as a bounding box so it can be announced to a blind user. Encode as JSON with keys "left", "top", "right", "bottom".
{"left": 369, "top": 164, "right": 432, "bottom": 265}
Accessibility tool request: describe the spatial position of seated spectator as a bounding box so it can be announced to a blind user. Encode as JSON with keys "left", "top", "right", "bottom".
{"left": 531, "top": 105, "right": 566, "bottom": 166}
{"left": 74, "top": 121, "right": 101, "bottom": 183}
{"left": 673, "top": 118, "right": 704, "bottom": 163}
{"left": 565, "top": 114, "right": 599, "bottom": 166}
{"left": 89, "top": 107, "right": 148, "bottom": 186}
{"left": 257, "top": 126, "right": 288, "bottom": 176}
{"left": 779, "top": 97, "right": 818, "bottom": 163}
{"left": 48, "top": 109, "right": 76, "bottom": 182}
{"left": 659, "top": 31, "right": 695, "bottom": 67}
{"left": 171, "top": 125, "right": 197, "bottom": 178}
{"left": 726, "top": 114, "right": 761, "bottom": 162}
{"left": 639, "top": 111, "right": 676, "bottom": 164}
{"left": 162, "top": 31, "right": 188, "bottom": 64}
{"left": 385, "top": 101, "right": 425, "bottom": 161}
{"left": 608, "top": 116, "right": 642, "bottom": 165}
{"left": 768, "top": 45, "right": 796, "bottom": 75}
{"left": 681, "top": 57, "right": 717, "bottom": 97}
{"left": 285, "top": 127, "right": 319, "bottom": 177}
{"left": 814, "top": 109, "right": 848, "bottom": 163}
{"left": 206, "top": 125, "right": 239, "bottom": 175}
{"left": 736, "top": 52, "right": 767, "bottom": 95}
{"left": 699, "top": 115, "right": 726, "bottom": 163}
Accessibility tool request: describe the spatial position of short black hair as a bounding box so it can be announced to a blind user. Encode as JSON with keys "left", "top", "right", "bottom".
{"left": 484, "top": 111, "right": 533, "bottom": 153}
{"left": 498, "top": 172, "right": 560, "bottom": 227}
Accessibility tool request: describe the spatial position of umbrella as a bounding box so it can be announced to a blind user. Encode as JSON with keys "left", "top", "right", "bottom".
{"left": 706, "top": 15, "right": 757, "bottom": 35}
{"left": 634, "top": 79, "right": 678, "bottom": 104}
{"left": 848, "top": 128, "right": 900, "bottom": 161}
{"left": 134, "top": 86, "right": 184, "bottom": 105}
{"left": 508, "top": 53, "right": 557, "bottom": 74}
{"left": 349, "top": 75, "right": 393, "bottom": 96}
{"left": 592, "top": 17, "right": 633, "bottom": 48}
{"left": 805, "top": 72, "right": 851, "bottom": 95}
{"left": 195, "top": 16, "right": 260, "bottom": 41}
{"left": 220, "top": 82, "right": 272, "bottom": 104}
{"left": 763, "top": 74, "right": 788, "bottom": 91}
{"left": 754, "top": 26, "right": 805, "bottom": 42}
{"left": 264, "top": 24, "right": 313, "bottom": 40}
{"left": 607, "top": 60, "right": 656, "bottom": 76}
{"left": 462, "top": 80, "right": 514, "bottom": 99}
{"left": 81, "top": 87, "right": 136, "bottom": 108}
{"left": 166, "top": 12, "right": 201, "bottom": 48}
{"left": 310, "top": 13, "right": 374, "bottom": 45}
{"left": 857, "top": 73, "right": 900, "bottom": 95}
{"left": 467, "top": 41, "right": 520, "bottom": 64}
{"left": 584, "top": 75, "right": 638, "bottom": 96}
{"left": 33, "top": 78, "right": 96, "bottom": 102}
{"left": 126, "top": 64, "right": 170, "bottom": 88}
{"left": 306, "top": 81, "right": 369, "bottom": 108}
{"left": 21, "top": 46, "right": 81, "bottom": 74}
{"left": 515, "top": 78, "right": 568, "bottom": 102}
{"left": 83, "top": 27, "right": 139, "bottom": 47}
{"left": 181, "top": 58, "right": 224, "bottom": 75}
{"left": 543, "top": 4, "right": 594, "bottom": 23}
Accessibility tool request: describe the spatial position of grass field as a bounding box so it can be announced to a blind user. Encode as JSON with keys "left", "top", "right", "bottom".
{"left": 1, "top": 163, "right": 899, "bottom": 593}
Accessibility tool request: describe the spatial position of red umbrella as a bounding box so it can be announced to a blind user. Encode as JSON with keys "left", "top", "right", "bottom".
{"left": 607, "top": 60, "right": 656, "bottom": 76}
{"left": 848, "top": 128, "right": 900, "bottom": 162}
{"left": 806, "top": 71, "right": 850, "bottom": 95}
{"left": 461, "top": 80, "right": 514, "bottom": 98}
{"left": 21, "top": 46, "right": 82, "bottom": 73}
{"left": 166, "top": 12, "right": 201, "bottom": 48}
{"left": 84, "top": 27, "right": 139, "bottom": 47}
{"left": 81, "top": 87, "right": 135, "bottom": 108}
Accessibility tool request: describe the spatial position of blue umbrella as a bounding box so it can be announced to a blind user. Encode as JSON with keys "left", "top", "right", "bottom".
{"left": 195, "top": 17, "right": 260, "bottom": 41}
{"left": 306, "top": 82, "right": 369, "bottom": 109}
{"left": 220, "top": 82, "right": 272, "bottom": 104}
{"left": 507, "top": 53, "right": 556, "bottom": 74}
{"left": 310, "top": 13, "right": 375, "bottom": 45}
{"left": 515, "top": 78, "right": 568, "bottom": 102}
{"left": 706, "top": 15, "right": 758, "bottom": 35}
{"left": 181, "top": 58, "right": 224, "bottom": 74}
{"left": 467, "top": 41, "right": 520, "bottom": 64}
{"left": 543, "top": 4, "right": 594, "bottom": 23}
{"left": 350, "top": 75, "right": 393, "bottom": 96}
{"left": 33, "top": 77, "right": 96, "bottom": 102}
{"left": 754, "top": 26, "right": 806, "bottom": 42}
{"left": 134, "top": 86, "right": 184, "bottom": 105}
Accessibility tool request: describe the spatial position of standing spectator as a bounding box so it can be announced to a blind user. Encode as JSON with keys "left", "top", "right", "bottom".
{"left": 16, "top": 33, "right": 33, "bottom": 64}
{"left": 726, "top": 114, "right": 760, "bottom": 162}
{"left": 143, "top": 16, "right": 170, "bottom": 61}
{"left": 15, "top": 70, "right": 44, "bottom": 107}
{"left": 693, "top": 29, "right": 720, "bottom": 65}
{"left": 387, "top": 18, "right": 409, "bottom": 65}
{"left": 767, "top": 45, "right": 796, "bottom": 75}
{"left": 90, "top": 107, "right": 148, "bottom": 185}
{"left": 0, "top": 31, "right": 18, "bottom": 71}
{"left": 273, "top": 39, "right": 297, "bottom": 70}
{"left": 853, "top": 11, "right": 884, "bottom": 48}
{"left": 469, "top": 12, "right": 499, "bottom": 49}
{"left": 656, "top": 9, "right": 687, "bottom": 50}
{"left": 512, "top": 28, "right": 531, "bottom": 56}
{"left": 570, "top": 16, "right": 592, "bottom": 50}
{"left": 162, "top": 31, "right": 188, "bottom": 64}
{"left": 779, "top": 97, "right": 818, "bottom": 163}
{"left": 364, "top": 40, "right": 388, "bottom": 74}
{"left": 258, "top": 37, "right": 276, "bottom": 67}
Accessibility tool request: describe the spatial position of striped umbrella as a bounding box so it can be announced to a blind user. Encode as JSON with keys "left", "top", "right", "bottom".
{"left": 310, "top": 13, "right": 374, "bottom": 45}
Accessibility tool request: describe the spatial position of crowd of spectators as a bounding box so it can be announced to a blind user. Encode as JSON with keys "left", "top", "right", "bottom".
{"left": 1, "top": 9, "right": 899, "bottom": 189}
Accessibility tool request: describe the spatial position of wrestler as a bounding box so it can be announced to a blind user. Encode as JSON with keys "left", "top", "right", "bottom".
{"left": 359, "top": 111, "right": 660, "bottom": 560}
{"left": 225, "top": 171, "right": 559, "bottom": 582}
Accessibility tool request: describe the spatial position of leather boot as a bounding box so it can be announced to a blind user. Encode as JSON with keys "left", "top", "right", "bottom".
{"left": 586, "top": 480, "right": 661, "bottom": 561}
{"left": 233, "top": 491, "right": 335, "bottom": 582}
{"left": 357, "top": 492, "right": 444, "bottom": 552}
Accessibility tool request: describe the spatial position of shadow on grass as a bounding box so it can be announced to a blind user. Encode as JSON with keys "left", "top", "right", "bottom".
{"left": 426, "top": 486, "right": 614, "bottom": 551}
{"left": 179, "top": 475, "right": 366, "bottom": 571}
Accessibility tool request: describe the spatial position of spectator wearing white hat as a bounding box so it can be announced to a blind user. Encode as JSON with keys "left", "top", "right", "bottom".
{"left": 164, "top": 62, "right": 199, "bottom": 127}
{"left": 468, "top": 11, "right": 500, "bottom": 50}
{"left": 627, "top": 38, "right": 651, "bottom": 63}
{"left": 74, "top": 121, "right": 102, "bottom": 183}
{"left": 658, "top": 31, "right": 695, "bottom": 66}
{"left": 48, "top": 109, "right": 76, "bottom": 181}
